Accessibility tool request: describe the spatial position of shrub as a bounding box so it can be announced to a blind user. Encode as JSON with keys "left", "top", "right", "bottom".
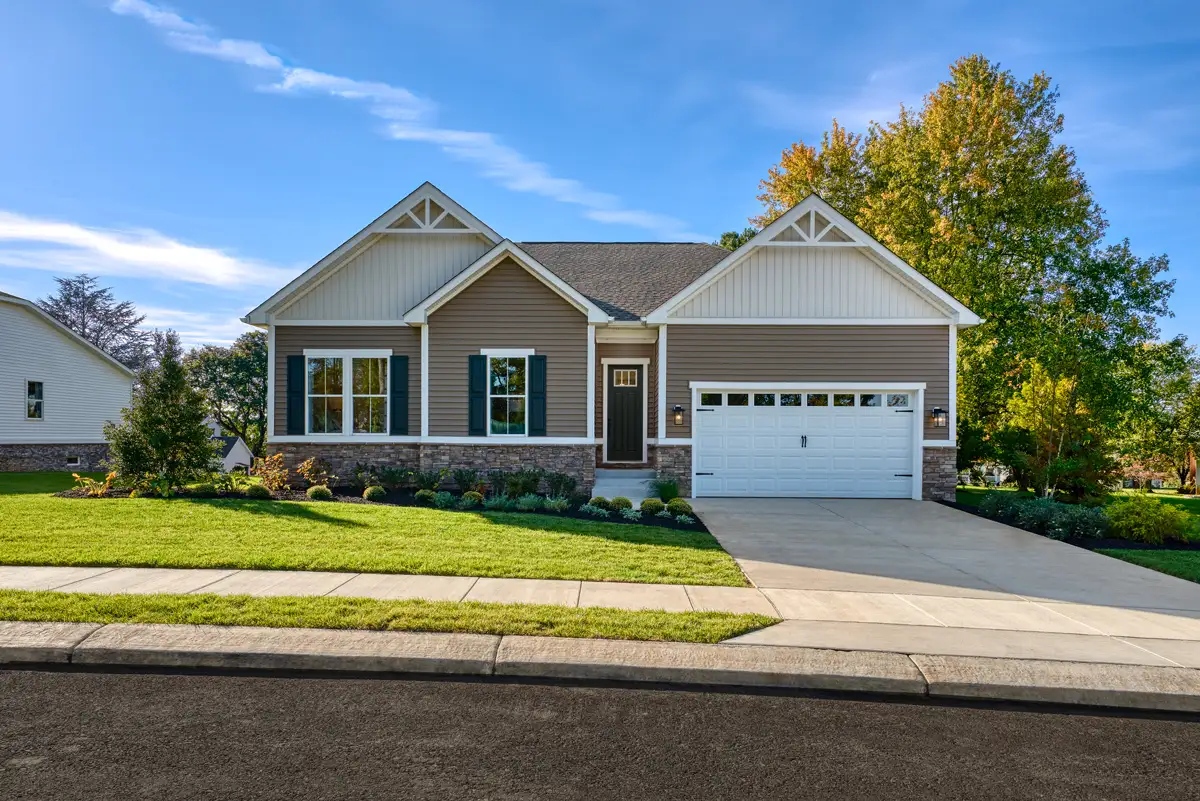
{"left": 349, "top": 463, "right": 380, "bottom": 491}
{"left": 655, "top": 510, "right": 674, "bottom": 520}
{"left": 483, "top": 495, "right": 516, "bottom": 511}
{"left": 620, "top": 508, "right": 642, "bottom": 521}
{"left": 543, "top": 496, "right": 570, "bottom": 512}
{"left": 515, "top": 493, "right": 544, "bottom": 512}
{"left": 675, "top": 514, "right": 696, "bottom": 525}
{"left": 506, "top": 468, "right": 544, "bottom": 497}
{"left": 244, "top": 483, "right": 272, "bottom": 500}
{"left": 1106, "top": 495, "right": 1193, "bottom": 544}
{"left": 415, "top": 489, "right": 438, "bottom": 506}
{"left": 73, "top": 471, "right": 115, "bottom": 498}
{"left": 251, "top": 453, "right": 290, "bottom": 492}
{"left": 458, "top": 490, "right": 484, "bottom": 510}
{"left": 412, "top": 468, "right": 448, "bottom": 491}
{"left": 978, "top": 492, "right": 1023, "bottom": 524}
{"left": 362, "top": 485, "right": 387, "bottom": 502}
{"left": 450, "top": 468, "right": 481, "bottom": 493}
{"left": 486, "top": 469, "right": 508, "bottom": 497}
{"left": 1052, "top": 504, "right": 1110, "bottom": 540}
{"left": 1013, "top": 498, "right": 1061, "bottom": 538}
{"left": 666, "top": 498, "right": 693, "bottom": 516}
{"left": 589, "top": 496, "right": 612, "bottom": 511}
{"left": 545, "top": 472, "right": 578, "bottom": 498}
{"left": 640, "top": 498, "right": 666, "bottom": 515}
{"left": 186, "top": 482, "right": 217, "bottom": 498}
{"left": 378, "top": 467, "right": 410, "bottom": 490}
{"left": 433, "top": 491, "right": 456, "bottom": 509}
{"left": 128, "top": 489, "right": 142, "bottom": 499}
{"left": 579, "top": 503, "right": 611, "bottom": 518}
{"left": 647, "top": 476, "right": 681, "bottom": 502}
{"left": 611, "top": 496, "right": 633, "bottom": 510}
{"left": 297, "top": 457, "right": 335, "bottom": 488}
{"left": 213, "top": 472, "right": 248, "bottom": 494}
{"left": 306, "top": 485, "right": 333, "bottom": 501}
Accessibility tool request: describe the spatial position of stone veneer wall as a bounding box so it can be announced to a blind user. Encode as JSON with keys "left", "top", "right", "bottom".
{"left": 653, "top": 445, "right": 692, "bottom": 497}
{"left": 0, "top": 443, "right": 109, "bottom": 472}
{"left": 922, "top": 446, "right": 957, "bottom": 502}
{"left": 268, "top": 443, "right": 595, "bottom": 494}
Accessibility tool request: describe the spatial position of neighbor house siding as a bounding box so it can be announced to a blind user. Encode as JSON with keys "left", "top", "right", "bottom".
{"left": 274, "top": 234, "right": 491, "bottom": 321}
{"left": 596, "top": 342, "right": 657, "bottom": 449}
{"left": 428, "top": 258, "right": 587, "bottom": 436}
{"left": 665, "top": 325, "right": 950, "bottom": 440}
{"left": 272, "top": 326, "right": 421, "bottom": 436}
{"left": 0, "top": 302, "right": 131, "bottom": 444}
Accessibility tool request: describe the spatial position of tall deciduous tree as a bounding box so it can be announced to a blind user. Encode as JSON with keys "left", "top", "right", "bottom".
{"left": 37, "top": 274, "right": 151, "bottom": 369}
{"left": 184, "top": 331, "right": 268, "bottom": 456}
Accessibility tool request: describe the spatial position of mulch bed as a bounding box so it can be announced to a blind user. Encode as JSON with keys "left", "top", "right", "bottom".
{"left": 938, "top": 499, "right": 1200, "bottom": 551}
{"left": 54, "top": 486, "right": 709, "bottom": 534}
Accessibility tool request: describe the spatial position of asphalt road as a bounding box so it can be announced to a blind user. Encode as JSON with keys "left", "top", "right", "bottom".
{"left": 1, "top": 669, "right": 1197, "bottom": 800}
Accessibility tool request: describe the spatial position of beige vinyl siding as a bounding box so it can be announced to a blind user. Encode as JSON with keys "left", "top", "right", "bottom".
{"left": 666, "top": 325, "right": 950, "bottom": 440}
{"left": 428, "top": 258, "right": 588, "bottom": 436}
{"left": 597, "top": 342, "right": 656, "bottom": 445}
{"left": 274, "top": 234, "right": 491, "bottom": 321}
{"left": 670, "top": 247, "right": 944, "bottom": 319}
{"left": 273, "top": 326, "right": 421, "bottom": 436}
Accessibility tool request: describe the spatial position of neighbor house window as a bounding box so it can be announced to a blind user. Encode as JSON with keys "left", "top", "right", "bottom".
{"left": 26, "top": 381, "right": 43, "bottom": 420}
{"left": 489, "top": 356, "right": 527, "bottom": 435}
{"left": 351, "top": 357, "right": 387, "bottom": 433}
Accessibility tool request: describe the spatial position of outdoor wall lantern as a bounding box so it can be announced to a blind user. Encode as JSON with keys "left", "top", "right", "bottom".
{"left": 672, "top": 405, "right": 686, "bottom": 426}
{"left": 930, "top": 407, "right": 949, "bottom": 428}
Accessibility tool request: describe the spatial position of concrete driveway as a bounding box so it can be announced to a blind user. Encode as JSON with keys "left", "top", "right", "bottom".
{"left": 693, "top": 498, "right": 1200, "bottom": 666}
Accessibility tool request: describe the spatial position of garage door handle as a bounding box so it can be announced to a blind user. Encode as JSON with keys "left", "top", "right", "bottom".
{"left": 895, "top": 409, "right": 915, "bottom": 413}
{"left": 802, "top": 435, "right": 807, "bottom": 448}
{"left": 696, "top": 472, "right": 714, "bottom": 476}
{"left": 894, "top": 474, "right": 913, "bottom": 477}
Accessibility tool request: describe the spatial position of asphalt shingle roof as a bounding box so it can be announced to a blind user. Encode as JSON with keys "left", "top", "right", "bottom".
{"left": 517, "top": 242, "right": 729, "bottom": 320}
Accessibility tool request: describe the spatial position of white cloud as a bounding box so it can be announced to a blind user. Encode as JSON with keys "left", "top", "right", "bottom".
{"left": 139, "top": 305, "right": 254, "bottom": 347}
{"left": 110, "top": 0, "right": 707, "bottom": 240}
{"left": 0, "top": 211, "right": 292, "bottom": 288}
{"left": 743, "top": 61, "right": 929, "bottom": 132}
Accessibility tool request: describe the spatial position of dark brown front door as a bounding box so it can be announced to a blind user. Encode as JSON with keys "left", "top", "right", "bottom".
{"left": 606, "top": 365, "right": 644, "bottom": 462}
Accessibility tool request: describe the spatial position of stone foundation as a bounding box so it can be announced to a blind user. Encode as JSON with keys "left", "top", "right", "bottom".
{"left": 267, "top": 442, "right": 595, "bottom": 494}
{"left": 922, "top": 446, "right": 957, "bottom": 502}
{"left": 0, "top": 443, "right": 110, "bottom": 472}
{"left": 653, "top": 444, "right": 692, "bottom": 497}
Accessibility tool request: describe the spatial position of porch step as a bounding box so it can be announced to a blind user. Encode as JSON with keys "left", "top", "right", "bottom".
{"left": 595, "top": 468, "right": 656, "bottom": 480}
{"left": 591, "top": 469, "right": 656, "bottom": 502}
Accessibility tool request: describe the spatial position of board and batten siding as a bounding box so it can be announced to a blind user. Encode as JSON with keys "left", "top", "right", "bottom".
{"left": 428, "top": 258, "right": 588, "bottom": 437}
{"left": 596, "top": 342, "right": 657, "bottom": 442}
{"left": 0, "top": 302, "right": 131, "bottom": 443}
{"left": 665, "top": 325, "right": 950, "bottom": 440}
{"left": 274, "top": 234, "right": 491, "bottom": 321}
{"left": 273, "top": 326, "right": 421, "bottom": 436}
{"left": 670, "top": 247, "right": 944, "bottom": 319}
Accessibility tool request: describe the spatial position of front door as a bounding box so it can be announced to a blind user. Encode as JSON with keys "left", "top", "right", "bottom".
{"left": 606, "top": 365, "right": 644, "bottom": 462}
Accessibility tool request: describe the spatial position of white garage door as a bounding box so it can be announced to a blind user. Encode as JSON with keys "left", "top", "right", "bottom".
{"left": 693, "top": 390, "right": 916, "bottom": 498}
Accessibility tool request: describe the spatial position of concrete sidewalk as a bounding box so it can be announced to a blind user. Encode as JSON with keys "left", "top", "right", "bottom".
{"left": 3, "top": 621, "right": 1199, "bottom": 713}
{"left": 4, "top": 564, "right": 1200, "bottom": 668}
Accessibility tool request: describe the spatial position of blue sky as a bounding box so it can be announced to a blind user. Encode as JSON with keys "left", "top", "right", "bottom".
{"left": 0, "top": 0, "right": 1196, "bottom": 346}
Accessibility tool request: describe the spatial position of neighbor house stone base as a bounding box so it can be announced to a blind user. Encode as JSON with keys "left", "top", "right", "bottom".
{"left": 0, "top": 443, "right": 110, "bottom": 472}
{"left": 267, "top": 443, "right": 596, "bottom": 494}
{"left": 922, "top": 446, "right": 957, "bottom": 502}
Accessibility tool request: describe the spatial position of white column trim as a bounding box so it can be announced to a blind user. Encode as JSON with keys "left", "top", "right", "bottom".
{"left": 266, "top": 324, "right": 275, "bottom": 440}
{"left": 586, "top": 324, "right": 596, "bottom": 440}
{"left": 913, "top": 387, "right": 925, "bottom": 501}
{"left": 656, "top": 325, "right": 667, "bottom": 440}
{"left": 420, "top": 323, "right": 430, "bottom": 437}
{"left": 948, "top": 323, "right": 958, "bottom": 447}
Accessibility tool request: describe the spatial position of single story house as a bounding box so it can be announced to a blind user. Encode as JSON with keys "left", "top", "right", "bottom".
{"left": 243, "top": 183, "right": 980, "bottom": 500}
{"left": 0, "top": 291, "right": 134, "bottom": 471}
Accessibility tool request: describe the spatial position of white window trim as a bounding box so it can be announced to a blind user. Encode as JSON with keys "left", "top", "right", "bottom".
{"left": 483, "top": 351, "right": 533, "bottom": 438}
{"left": 301, "top": 349, "right": 393, "bottom": 436}
{"left": 25, "top": 378, "right": 45, "bottom": 422}
{"left": 601, "top": 357, "right": 649, "bottom": 464}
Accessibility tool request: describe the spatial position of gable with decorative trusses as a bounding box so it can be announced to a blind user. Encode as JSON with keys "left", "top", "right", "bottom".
{"left": 647, "top": 194, "right": 981, "bottom": 326}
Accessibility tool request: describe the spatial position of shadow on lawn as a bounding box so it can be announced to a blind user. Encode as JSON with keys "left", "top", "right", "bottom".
{"left": 176, "top": 497, "right": 369, "bottom": 528}
{"left": 474, "top": 511, "right": 728, "bottom": 551}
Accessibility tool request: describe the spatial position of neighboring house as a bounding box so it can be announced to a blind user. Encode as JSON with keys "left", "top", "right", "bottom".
{"left": 244, "top": 183, "right": 980, "bottom": 501}
{"left": 0, "top": 291, "right": 134, "bottom": 471}
{"left": 205, "top": 418, "right": 253, "bottom": 473}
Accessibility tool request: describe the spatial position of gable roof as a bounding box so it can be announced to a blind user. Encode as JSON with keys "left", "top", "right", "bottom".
{"left": 518, "top": 242, "right": 728, "bottom": 321}
{"left": 645, "top": 194, "right": 982, "bottom": 326}
{"left": 243, "top": 182, "right": 500, "bottom": 325}
{"left": 402, "top": 241, "right": 612, "bottom": 324}
{"left": 0, "top": 291, "right": 136, "bottom": 377}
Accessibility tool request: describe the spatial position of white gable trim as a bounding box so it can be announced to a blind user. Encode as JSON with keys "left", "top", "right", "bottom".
{"left": 645, "top": 195, "right": 981, "bottom": 326}
{"left": 243, "top": 182, "right": 501, "bottom": 325}
{"left": 0, "top": 292, "right": 136, "bottom": 377}
{"left": 402, "top": 241, "right": 612, "bottom": 324}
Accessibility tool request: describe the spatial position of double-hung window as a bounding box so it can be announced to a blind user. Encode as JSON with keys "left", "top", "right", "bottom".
{"left": 488, "top": 356, "right": 527, "bottom": 435}
{"left": 26, "top": 381, "right": 43, "bottom": 420}
{"left": 305, "top": 351, "right": 390, "bottom": 435}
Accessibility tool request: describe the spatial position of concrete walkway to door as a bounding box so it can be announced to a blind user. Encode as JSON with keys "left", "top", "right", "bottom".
{"left": 693, "top": 498, "right": 1200, "bottom": 668}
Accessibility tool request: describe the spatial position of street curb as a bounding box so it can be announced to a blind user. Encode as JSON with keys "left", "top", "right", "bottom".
{"left": 2, "top": 621, "right": 1199, "bottom": 712}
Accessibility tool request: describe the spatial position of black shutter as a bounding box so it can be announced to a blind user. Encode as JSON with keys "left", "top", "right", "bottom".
{"left": 468, "top": 354, "right": 487, "bottom": 436}
{"left": 528, "top": 355, "right": 547, "bottom": 436}
{"left": 286, "top": 355, "right": 305, "bottom": 435}
{"left": 389, "top": 355, "right": 409, "bottom": 435}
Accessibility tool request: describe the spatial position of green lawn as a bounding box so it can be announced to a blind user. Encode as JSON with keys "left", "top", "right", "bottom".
{"left": 0, "top": 473, "right": 746, "bottom": 587}
{"left": 1097, "top": 550, "right": 1200, "bottom": 584}
{"left": 0, "top": 590, "right": 775, "bottom": 643}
